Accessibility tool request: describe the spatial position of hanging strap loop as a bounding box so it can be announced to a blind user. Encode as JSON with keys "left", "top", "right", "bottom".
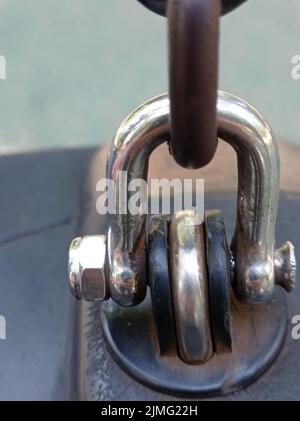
{"left": 168, "top": 0, "right": 220, "bottom": 169}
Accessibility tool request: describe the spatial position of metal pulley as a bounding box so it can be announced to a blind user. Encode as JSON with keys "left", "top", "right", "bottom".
{"left": 68, "top": 92, "right": 296, "bottom": 396}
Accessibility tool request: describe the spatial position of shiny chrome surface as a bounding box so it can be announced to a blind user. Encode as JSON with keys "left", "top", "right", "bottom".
{"left": 217, "top": 93, "right": 286, "bottom": 303}
{"left": 169, "top": 211, "right": 213, "bottom": 364}
{"left": 106, "top": 96, "right": 170, "bottom": 306}
{"left": 274, "top": 241, "right": 296, "bottom": 292}
{"left": 68, "top": 236, "right": 108, "bottom": 301}
{"left": 107, "top": 91, "right": 296, "bottom": 306}
{"left": 219, "top": 93, "right": 296, "bottom": 301}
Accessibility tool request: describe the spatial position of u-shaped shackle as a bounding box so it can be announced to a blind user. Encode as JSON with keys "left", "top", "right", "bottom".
{"left": 107, "top": 91, "right": 288, "bottom": 306}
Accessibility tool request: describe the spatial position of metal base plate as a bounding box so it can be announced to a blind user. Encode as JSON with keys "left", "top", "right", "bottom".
{"left": 101, "top": 288, "right": 287, "bottom": 397}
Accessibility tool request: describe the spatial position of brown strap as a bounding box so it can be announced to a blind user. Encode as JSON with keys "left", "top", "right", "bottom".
{"left": 168, "top": 0, "right": 220, "bottom": 169}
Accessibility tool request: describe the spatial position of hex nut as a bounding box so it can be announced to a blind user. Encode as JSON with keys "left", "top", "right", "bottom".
{"left": 68, "top": 235, "right": 109, "bottom": 301}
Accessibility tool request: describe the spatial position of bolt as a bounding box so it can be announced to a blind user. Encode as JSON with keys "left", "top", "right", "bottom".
{"left": 68, "top": 236, "right": 296, "bottom": 301}
{"left": 229, "top": 242, "right": 296, "bottom": 294}
{"left": 68, "top": 236, "right": 109, "bottom": 301}
{"left": 274, "top": 241, "right": 296, "bottom": 292}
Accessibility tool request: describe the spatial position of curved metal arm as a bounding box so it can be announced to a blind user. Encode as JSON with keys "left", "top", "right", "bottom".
{"left": 107, "top": 91, "right": 281, "bottom": 306}
{"left": 107, "top": 97, "right": 170, "bottom": 306}
{"left": 217, "top": 92, "right": 279, "bottom": 302}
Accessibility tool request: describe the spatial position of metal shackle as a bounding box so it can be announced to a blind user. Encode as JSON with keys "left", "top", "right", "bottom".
{"left": 107, "top": 91, "right": 295, "bottom": 306}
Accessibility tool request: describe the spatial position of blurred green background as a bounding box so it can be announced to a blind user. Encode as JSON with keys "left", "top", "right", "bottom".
{"left": 0, "top": 0, "right": 299, "bottom": 154}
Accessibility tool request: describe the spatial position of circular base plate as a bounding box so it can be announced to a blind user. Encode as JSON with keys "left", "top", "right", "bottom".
{"left": 101, "top": 288, "right": 287, "bottom": 397}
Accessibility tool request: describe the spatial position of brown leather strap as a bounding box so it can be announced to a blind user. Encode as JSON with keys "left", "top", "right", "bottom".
{"left": 168, "top": 0, "right": 220, "bottom": 169}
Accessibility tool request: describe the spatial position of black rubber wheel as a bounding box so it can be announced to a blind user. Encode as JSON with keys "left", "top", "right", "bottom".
{"left": 205, "top": 210, "right": 232, "bottom": 354}
{"left": 147, "top": 215, "right": 177, "bottom": 356}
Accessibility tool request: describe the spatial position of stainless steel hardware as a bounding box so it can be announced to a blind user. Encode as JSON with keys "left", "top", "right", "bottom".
{"left": 69, "top": 91, "right": 296, "bottom": 305}
{"left": 67, "top": 91, "right": 296, "bottom": 396}
{"left": 169, "top": 210, "right": 213, "bottom": 364}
